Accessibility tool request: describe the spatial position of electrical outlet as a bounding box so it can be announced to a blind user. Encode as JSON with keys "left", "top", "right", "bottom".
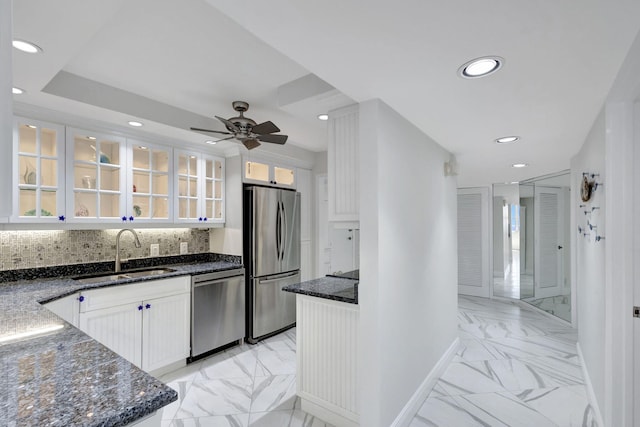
{"left": 150, "top": 244, "right": 159, "bottom": 257}
{"left": 180, "top": 242, "right": 188, "bottom": 254}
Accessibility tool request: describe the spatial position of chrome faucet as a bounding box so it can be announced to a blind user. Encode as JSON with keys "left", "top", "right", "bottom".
{"left": 115, "top": 229, "right": 141, "bottom": 272}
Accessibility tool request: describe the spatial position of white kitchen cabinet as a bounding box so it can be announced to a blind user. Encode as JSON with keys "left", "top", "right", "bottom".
{"left": 174, "top": 150, "right": 225, "bottom": 225}
{"left": 44, "top": 292, "right": 80, "bottom": 327}
{"left": 127, "top": 141, "right": 172, "bottom": 223}
{"left": 78, "top": 276, "right": 191, "bottom": 372}
{"left": 66, "top": 127, "right": 128, "bottom": 223}
{"left": 243, "top": 158, "right": 296, "bottom": 189}
{"left": 12, "top": 117, "right": 67, "bottom": 223}
{"left": 328, "top": 104, "right": 359, "bottom": 224}
{"left": 297, "top": 168, "right": 313, "bottom": 280}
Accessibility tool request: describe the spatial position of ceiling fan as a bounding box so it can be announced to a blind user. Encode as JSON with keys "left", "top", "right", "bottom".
{"left": 190, "top": 101, "right": 288, "bottom": 150}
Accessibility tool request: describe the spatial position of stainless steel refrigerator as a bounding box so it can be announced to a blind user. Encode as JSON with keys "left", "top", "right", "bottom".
{"left": 244, "top": 186, "right": 300, "bottom": 344}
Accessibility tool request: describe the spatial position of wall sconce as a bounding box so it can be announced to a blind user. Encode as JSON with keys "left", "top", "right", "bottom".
{"left": 444, "top": 155, "right": 458, "bottom": 177}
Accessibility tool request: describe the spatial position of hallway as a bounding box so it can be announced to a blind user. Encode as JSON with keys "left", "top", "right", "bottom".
{"left": 157, "top": 296, "right": 595, "bottom": 426}
{"left": 410, "top": 296, "right": 596, "bottom": 426}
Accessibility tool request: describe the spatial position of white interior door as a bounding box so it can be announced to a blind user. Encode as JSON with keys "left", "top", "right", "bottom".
{"left": 458, "top": 187, "right": 490, "bottom": 297}
{"left": 534, "top": 186, "right": 565, "bottom": 299}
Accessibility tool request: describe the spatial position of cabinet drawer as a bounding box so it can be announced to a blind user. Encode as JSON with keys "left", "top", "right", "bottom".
{"left": 80, "top": 276, "right": 190, "bottom": 312}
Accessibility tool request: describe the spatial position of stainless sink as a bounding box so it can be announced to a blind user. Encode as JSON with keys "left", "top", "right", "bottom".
{"left": 73, "top": 268, "right": 176, "bottom": 284}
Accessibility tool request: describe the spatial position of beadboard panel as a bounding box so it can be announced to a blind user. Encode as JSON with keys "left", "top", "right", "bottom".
{"left": 328, "top": 105, "right": 359, "bottom": 222}
{"left": 296, "top": 294, "right": 359, "bottom": 426}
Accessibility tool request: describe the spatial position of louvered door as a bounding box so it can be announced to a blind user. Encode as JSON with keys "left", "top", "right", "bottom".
{"left": 457, "top": 188, "right": 490, "bottom": 297}
{"left": 534, "top": 186, "right": 564, "bottom": 299}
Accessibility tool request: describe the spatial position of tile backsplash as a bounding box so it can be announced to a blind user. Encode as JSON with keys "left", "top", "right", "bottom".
{"left": 0, "top": 229, "right": 210, "bottom": 271}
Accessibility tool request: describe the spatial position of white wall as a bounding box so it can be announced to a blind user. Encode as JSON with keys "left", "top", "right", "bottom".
{"left": 0, "top": 0, "right": 12, "bottom": 218}
{"left": 358, "top": 99, "right": 458, "bottom": 427}
{"left": 570, "top": 109, "right": 606, "bottom": 410}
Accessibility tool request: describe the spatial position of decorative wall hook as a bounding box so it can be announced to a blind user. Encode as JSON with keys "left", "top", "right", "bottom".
{"left": 587, "top": 221, "right": 597, "bottom": 231}
{"left": 591, "top": 206, "right": 600, "bottom": 212}
{"left": 595, "top": 235, "right": 605, "bottom": 242}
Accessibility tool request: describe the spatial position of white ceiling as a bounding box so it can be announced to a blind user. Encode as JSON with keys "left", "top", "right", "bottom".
{"left": 11, "top": 0, "right": 640, "bottom": 186}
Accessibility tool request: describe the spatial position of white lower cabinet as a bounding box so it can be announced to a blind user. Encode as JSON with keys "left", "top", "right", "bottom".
{"left": 44, "top": 292, "right": 80, "bottom": 327}
{"left": 78, "top": 276, "right": 190, "bottom": 373}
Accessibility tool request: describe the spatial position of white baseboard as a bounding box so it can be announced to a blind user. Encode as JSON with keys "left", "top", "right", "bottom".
{"left": 301, "top": 398, "right": 358, "bottom": 427}
{"left": 389, "top": 337, "right": 460, "bottom": 427}
{"left": 576, "top": 342, "right": 605, "bottom": 427}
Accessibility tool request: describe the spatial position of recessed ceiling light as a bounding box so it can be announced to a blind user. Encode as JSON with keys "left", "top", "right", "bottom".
{"left": 512, "top": 163, "right": 528, "bottom": 168}
{"left": 128, "top": 121, "right": 143, "bottom": 127}
{"left": 12, "top": 39, "right": 42, "bottom": 54}
{"left": 511, "top": 181, "right": 519, "bottom": 184}
{"left": 12, "top": 87, "right": 25, "bottom": 95}
{"left": 205, "top": 140, "right": 217, "bottom": 145}
{"left": 458, "top": 56, "right": 504, "bottom": 79}
{"left": 496, "top": 136, "right": 519, "bottom": 144}
{"left": 317, "top": 114, "right": 329, "bottom": 121}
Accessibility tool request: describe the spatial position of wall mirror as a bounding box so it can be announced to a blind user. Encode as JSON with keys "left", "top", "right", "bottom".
{"left": 492, "top": 170, "right": 571, "bottom": 322}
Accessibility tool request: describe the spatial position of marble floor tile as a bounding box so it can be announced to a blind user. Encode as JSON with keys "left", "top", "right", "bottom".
{"left": 248, "top": 409, "right": 332, "bottom": 427}
{"left": 255, "top": 348, "right": 297, "bottom": 376}
{"left": 456, "top": 338, "right": 504, "bottom": 362}
{"left": 197, "top": 349, "right": 258, "bottom": 381}
{"left": 250, "top": 374, "right": 297, "bottom": 413}
{"left": 175, "top": 378, "right": 254, "bottom": 418}
{"left": 169, "top": 414, "right": 250, "bottom": 427}
{"left": 512, "top": 385, "right": 596, "bottom": 427}
{"left": 161, "top": 379, "right": 194, "bottom": 421}
{"left": 438, "top": 361, "right": 509, "bottom": 396}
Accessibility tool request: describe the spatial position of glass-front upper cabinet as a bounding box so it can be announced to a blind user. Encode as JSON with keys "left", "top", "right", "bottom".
{"left": 66, "top": 128, "right": 127, "bottom": 223}
{"left": 174, "top": 150, "right": 225, "bottom": 224}
{"left": 243, "top": 158, "right": 295, "bottom": 189}
{"left": 12, "top": 118, "right": 66, "bottom": 222}
{"left": 128, "top": 141, "right": 172, "bottom": 222}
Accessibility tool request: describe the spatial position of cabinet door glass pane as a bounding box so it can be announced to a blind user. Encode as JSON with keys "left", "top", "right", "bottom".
{"left": 205, "top": 159, "right": 213, "bottom": 179}
{"left": 206, "top": 181, "right": 213, "bottom": 199}
{"left": 100, "top": 140, "right": 120, "bottom": 166}
{"left": 100, "top": 167, "right": 120, "bottom": 191}
{"left": 153, "top": 174, "right": 169, "bottom": 196}
{"left": 178, "top": 176, "right": 188, "bottom": 197}
{"left": 19, "top": 189, "right": 36, "bottom": 216}
{"left": 132, "top": 146, "right": 150, "bottom": 169}
{"left": 132, "top": 195, "right": 149, "bottom": 219}
{"left": 100, "top": 194, "right": 120, "bottom": 218}
{"left": 178, "top": 155, "right": 187, "bottom": 175}
{"left": 19, "top": 155, "right": 37, "bottom": 185}
{"left": 41, "top": 190, "right": 57, "bottom": 216}
{"left": 215, "top": 160, "right": 223, "bottom": 179}
{"left": 189, "top": 178, "right": 198, "bottom": 197}
{"left": 188, "top": 156, "right": 198, "bottom": 174}
{"left": 152, "top": 150, "right": 169, "bottom": 172}
{"left": 41, "top": 128, "right": 57, "bottom": 156}
{"left": 18, "top": 125, "right": 37, "bottom": 154}
{"left": 189, "top": 199, "right": 197, "bottom": 218}
{"left": 75, "top": 165, "right": 97, "bottom": 189}
{"left": 274, "top": 167, "right": 294, "bottom": 185}
{"left": 215, "top": 181, "right": 222, "bottom": 199}
{"left": 205, "top": 200, "right": 213, "bottom": 218}
{"left": 214, "top": 200, "right": 223, "bottom": 219}
{"left": 41, "top": 158, "right": 57, "bottom": 187}
{"left": 246, "top": 161, "right": 269, "bottom": 182}
{"left": 75, "top": 193, "right": 96, "bottom": 218}
{"left": 133, "top": 171, "right": 150, "bottom": 194}
{"left": 74, "top": 135, "right": 96, "bottom": 162}
{"left": 152, "top": 197, "right": 169, "bottom": 219}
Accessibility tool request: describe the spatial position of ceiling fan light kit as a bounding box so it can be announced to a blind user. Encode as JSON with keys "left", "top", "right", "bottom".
{"left": 190, "top": 101, "right": 289, "bottom": 150}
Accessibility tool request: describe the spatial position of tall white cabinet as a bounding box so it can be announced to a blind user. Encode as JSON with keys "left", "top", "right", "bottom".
{"left": 327, "top": 104, "right": 359, "bottom": 224}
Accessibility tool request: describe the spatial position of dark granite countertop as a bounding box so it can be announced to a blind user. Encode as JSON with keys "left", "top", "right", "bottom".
{"left": 327, "top": 269, "right": 359, "bottom": 280}
{"left": 0, "top": 253, "right": 242, "bottom": 426}
{"left": 282, "top": 276, "right": 358, "bottom": 304}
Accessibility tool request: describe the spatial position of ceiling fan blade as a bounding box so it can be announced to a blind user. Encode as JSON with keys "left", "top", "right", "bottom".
{"left": 242, "top": 139, "right": 261, "bottom": 150}
{"left": 215, "top": 116, "right": 240, "bottom": 133}
{"left": 251, "top": 120, "right": 280, "bottom": 135}
{"left": 257, "top": 133, "right": 288, "bottom": 144}
{"left": 213, "top": 136, "right": 236, "bottom": 142}
{"left": 190, "top": 127, "right": 231, "bottom": 135}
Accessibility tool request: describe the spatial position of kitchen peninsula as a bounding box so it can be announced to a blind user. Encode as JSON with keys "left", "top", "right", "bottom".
{"left": 283, "top": 270, "right": 359, "bottom": 427}
{"left": 0, "top": 253, "right": 241, "bottom": 427}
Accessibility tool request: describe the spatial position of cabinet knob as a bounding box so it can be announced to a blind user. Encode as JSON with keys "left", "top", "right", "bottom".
{"left": 145, "top": 303, "right": 151, "bottom": 309}
{"left": 122, "top": 216, "right": 128, "bottom": 222}
{"left": 58, "top": 215, "right": 66, "bottom": 221}
{"left": 203, "top": 217, "right": 208, "bottom": 221}
{"left": 78, "top": 295, "right": 85, "bottom": 302}
{"left": 138, "top": 305, "right": 143, "bottom": 311}
{"left": 129, "top": 216, "right": 134, "bottom": 222}
{"left": 198, "top": 217, "right": 203, "bottom": 222}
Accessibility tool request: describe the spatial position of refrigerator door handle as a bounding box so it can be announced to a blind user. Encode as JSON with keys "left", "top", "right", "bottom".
{"left": 275, "top": 202, "right": 281, "bottom": 260}
{"left": 281, "top": 200, "right": 287, "bottom": 260}
{"left": 279, "top": 200, "right": 285, "bottom": 261}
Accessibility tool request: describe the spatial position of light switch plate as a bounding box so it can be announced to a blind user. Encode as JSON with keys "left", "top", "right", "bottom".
{"left": 180, "top": 242, "right": 188, "bottom": 254}
{"left": 150, "top": 244, "right": 159, "bottom": 257}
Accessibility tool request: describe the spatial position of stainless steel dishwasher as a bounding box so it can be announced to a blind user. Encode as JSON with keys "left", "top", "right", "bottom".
{"left": 190, "top": 268, "right": 245, "bottom": 361}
